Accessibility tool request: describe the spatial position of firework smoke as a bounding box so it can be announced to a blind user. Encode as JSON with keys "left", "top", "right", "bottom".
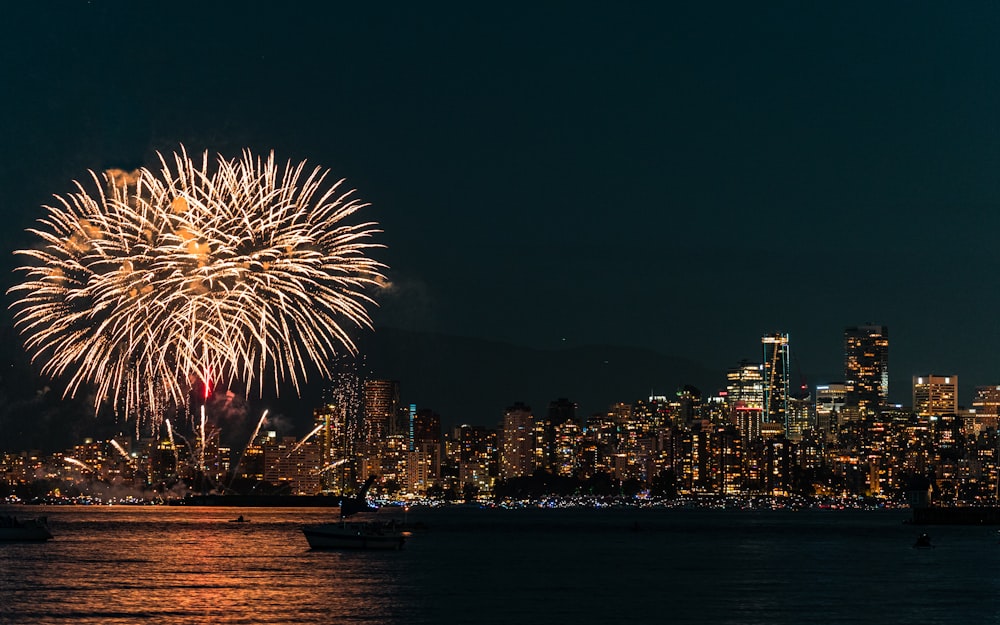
{"left": 10, "top": 146, "right": 385, "bottom": 425}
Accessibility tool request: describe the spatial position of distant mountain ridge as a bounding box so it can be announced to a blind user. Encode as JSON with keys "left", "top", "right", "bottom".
{"left": 0, "top": 326, "right": 723, "bottom": 451}
{"left": 356, "top": 327, "right": 723, "bottom": 427}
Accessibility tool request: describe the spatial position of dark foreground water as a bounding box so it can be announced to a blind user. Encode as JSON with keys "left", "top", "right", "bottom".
{"left": 0, "top": 505, "right": 997, "bottom": 624}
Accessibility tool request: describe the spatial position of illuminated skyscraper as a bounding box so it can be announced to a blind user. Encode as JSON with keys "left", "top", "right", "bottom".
{"left": 457, "top": 425, "right": 498, "bottom": 496}
{"left": 815, "top": 383, "right": 847, "bottom": 440}
{"left": 313, "top": 401, "right": 353, "bottom": 492}
{"left": 972, "top": 386, "right": 1000, "bottom": 416}
{"left": 362, "top": 380, "right": 400, "bottom": 450}
{"left": 844, "top": 324, "right": 889, "bottom": 418}
{"left": 786, "top": 390, "right": 813, "bottom": 441}
{"left": 409, "top": 408, "right": 442, "bottom": 491}
{"left": 762, "top": 333, "right": 790, "bottom": 431}
{"left": 500, "top": 402, "right": 534, "bottom": 479}
{"left": 726, "top": 360, "right": 764, "bottom": 440}
{"left": 913, "top": 375, "right": 958, "bottom": 416}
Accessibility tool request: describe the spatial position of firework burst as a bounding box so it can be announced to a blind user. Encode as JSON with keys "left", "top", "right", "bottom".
{"left": 10, "top": 146, "right": 385, "bottom": 424}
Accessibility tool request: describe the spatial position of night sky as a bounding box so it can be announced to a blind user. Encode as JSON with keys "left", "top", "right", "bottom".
{"left": 2, "top": 2, "right": 1000, "bottom": 440}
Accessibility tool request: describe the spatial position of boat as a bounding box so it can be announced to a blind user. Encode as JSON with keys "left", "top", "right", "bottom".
{"left": 301, "top": 476, "right": 407, "bottom": 551}
{"left": 910, "top": 506, "right": 1000, "bottom": 525}
{"left": 228, "top": 515, "right": 251, "bottom": 523}
{"left": 302, "top": 520, "right": 407, "bottom": 550}
{"left": 913, "top": 533, "right": 934, "bottom": 549}
{"left": 0, "top": 515, "right": 53, "bottom": 542}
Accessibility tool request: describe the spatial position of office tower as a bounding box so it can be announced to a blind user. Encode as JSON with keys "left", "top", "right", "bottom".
{"left": 972, "top": 386, "right": 1000, "bottom": 416}
{"left": 362, "top": 380, "right": 400, "bottom": 451}
{"left": 913, "top": 375, "right": 959, "bottom": 416}
{"left": 408, "top": 408, "right": 442, "bottom": 492}
{"left": 553, "top": 418, "right": 584, "bottom": 477}
{"left": 262, "top": 434, "right": 322, "bottom": 495}
{"left": 726, "top": 360, "right": 765, "bottom": 411}
{"left": 676, "top": 385, "right": 702, "bottom": 422}
{"left": 313, "top": 397, "right": 355, "bottom": 492}
{"left": 500, "top": 402, "right": 534, "bottom": 479}
{"left": 815, "top": 383, "right": 847, "bottom": 440}
{"left": 844, "top": 324, "right": 889, "bottom": 418}
{"left": 457, "top": 425, "right": 498, "bottom": 496}
{"left": 786, "top": 390, "right": 813, "bottom": 441}
{"left": 762, "top": 333, "right": 790, "bottom": 430}
{"left": 532, "top": 398, "right": 578, "bottom": 473}
{"left": 726, "top": 360, "right": 764, "bottom": 439}
{"left": 548, "top": 398, "right": 577, "bottom": 424}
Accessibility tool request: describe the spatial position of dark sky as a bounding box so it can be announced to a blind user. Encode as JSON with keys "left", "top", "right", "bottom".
{"left": 2, "top": 1, "right": 1000, "bottom": 428}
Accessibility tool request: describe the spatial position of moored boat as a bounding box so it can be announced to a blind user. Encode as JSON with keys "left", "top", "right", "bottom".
{"left": 301, "top": 475, "right": 407, "bottom": 550}
{"left": 0, "top": 515, "right": 53, "bottom": 542}
{"left": 302, "top": 521, "right": 406, "bottom": 550}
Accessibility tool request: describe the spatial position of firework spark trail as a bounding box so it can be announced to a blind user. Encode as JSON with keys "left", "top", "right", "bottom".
{"left": 165, "top": 418, "right": 184, "bottom": 475}
{"left": 10, "top": 146, "right": 385, "bottom": 425}
{"left": 285, "top": 424, "right": 324, "bottom": 458}
{"left": 199, "top": 405, "right": 207, "bottom": 472}
{"left": 317, "top": 458, "right": 348, "bottom": 475}
{"left": 110, "top": 439, "right": 134, "bottom": 465}
{"left": 228, "top": 410, "right": 269, "bottom": 490}
{"left": 64, "top": 457, "right": 92, "bottom": 472}
{"left": 260, "top": 423, "right": 327, "bottom": 478}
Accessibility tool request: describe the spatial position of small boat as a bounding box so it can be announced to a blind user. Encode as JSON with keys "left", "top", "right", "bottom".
{"left": 302, "top": 521, "right": 407, "bottom": 551}
{"left": 228, "top": 515, "right": 250, "bottom": 523}
{"left": 913, "top": 533, "right": 934, "bottom": 549}
{"left": 302, "top": 475, "right": 406, "bottom": 550}
{"left": 0, "top": 515, "right": 53, "bottom": 542}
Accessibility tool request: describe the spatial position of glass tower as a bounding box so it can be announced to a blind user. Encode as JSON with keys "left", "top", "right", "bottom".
{"left": 844, "top": 324, "right": 889, "bottom": 417}
{"left": 762, "top": 333, "right": 790, "bottom": 432}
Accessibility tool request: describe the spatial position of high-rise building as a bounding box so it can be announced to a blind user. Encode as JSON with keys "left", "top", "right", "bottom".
{"left": 313, "top": 399, "right": 354, "bottom": 492}
{"left": 410, "top": 408, "right": 442, "bottom": 489}
{"left": 815, "top": 383, "right": 847, "bottom": 440}
{"left": 262, "top": 434, "right": 321, "bottom": 495}
{"left": 844, "top": 324, "right": 889, "bottom": 418}
{"left": 762, "top": 333, "right": 790, "bottom": 430}
{"left": 500, "top": 402, "right": 534, "bottom": 479}
{"left": 362, "top": 380, "right": 400, "bottom": 451}
{"left": 913, "top": 375, "right": 959, "bottom": 416}
{"left": 972, "top": 386, "right": 1000, "bottom": 416}
{"left": 727, "top": 360, "right": 764, "bottom": 439}
{"left": 786, "top": 390, "right": 813, "bottom": 441}
{"left": 457, "top": 425, "right": 498, "bottom": 496}
{"left": 726, "top": 360, "right": 765, "bottom": 412}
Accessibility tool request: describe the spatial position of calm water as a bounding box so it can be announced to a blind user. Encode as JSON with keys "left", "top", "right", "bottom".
{"left": 0, "top": 505, "right": 998, "bottom": 624}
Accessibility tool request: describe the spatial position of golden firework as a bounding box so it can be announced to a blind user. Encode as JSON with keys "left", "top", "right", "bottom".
{"left": 10, "top": 147, "right": 385, "bottom": 424}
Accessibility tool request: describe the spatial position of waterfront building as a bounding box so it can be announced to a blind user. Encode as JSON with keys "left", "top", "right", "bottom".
{"left": 262, "top": 434, "right": 321, "bottom": 495}
{"left": 456, "top": 425, "right": 498, "bottom": 497}
{"left": 500, "top": 402, "right": 535, "bottom": 479}
{"left": 313, "top": 400, "right": 353, "bottom": 492}
{"left": 844, "top": 324, "right": 889, "bottom": 419}
{"left": 410, "top": 408, "right": 442, "bottom": 490}
{"left": 553, "top": 419, "right": 584, "bottom": 477}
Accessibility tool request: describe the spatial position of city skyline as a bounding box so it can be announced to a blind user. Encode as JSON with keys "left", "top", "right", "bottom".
{"left": 5, "top": 5, "right": 998, "bottom": 625}
{"left": 6, "top": 319, "right": 1000, "bottom": 454}
{"left": 4, "top": 4, "right": 1000, "bottom": 449}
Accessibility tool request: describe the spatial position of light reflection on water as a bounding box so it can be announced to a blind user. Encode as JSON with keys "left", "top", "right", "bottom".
{"left": 2, "top": 506, "right": 1000, "bottom": 624}
{"left": 0, "top": 507, "right": 415, "bottom": 625}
